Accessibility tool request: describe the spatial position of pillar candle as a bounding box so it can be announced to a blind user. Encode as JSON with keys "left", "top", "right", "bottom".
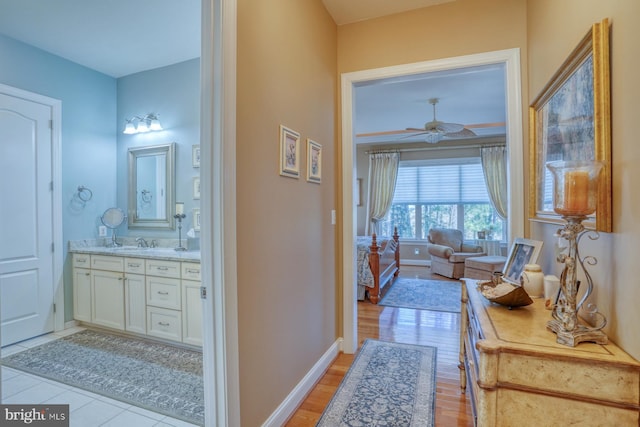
{"left": 563, "top": 170, "right": 589, "bottom": 214}
{"left": 175, "top": 202, "right": 184, "bottom": 215}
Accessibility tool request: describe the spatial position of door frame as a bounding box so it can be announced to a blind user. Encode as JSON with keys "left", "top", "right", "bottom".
{"left": 0, "top": 83, "right": 64, "bottom": 337}
{"left": 340, "top": 48, "right": 524, "bottom": 354}
{"left": 201, "top": 0, "right": 241, "bottom": 425}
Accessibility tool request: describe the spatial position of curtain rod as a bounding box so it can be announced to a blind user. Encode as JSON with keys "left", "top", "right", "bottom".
{"left": 365, "top": 143, "right": 506, "bottom": 154}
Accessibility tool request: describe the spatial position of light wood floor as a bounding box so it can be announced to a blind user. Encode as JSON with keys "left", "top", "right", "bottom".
{"left": 285, "top": 266, "right": 474, "bottom": 426}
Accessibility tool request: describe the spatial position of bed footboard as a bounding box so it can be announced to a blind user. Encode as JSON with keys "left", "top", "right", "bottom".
{"left": 368, "top": 227, "right": 400, "bottom": 304}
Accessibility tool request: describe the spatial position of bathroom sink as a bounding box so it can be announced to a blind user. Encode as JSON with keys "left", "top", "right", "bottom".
{"left": 110, "top": 246, "right": 147, "bottom": 251}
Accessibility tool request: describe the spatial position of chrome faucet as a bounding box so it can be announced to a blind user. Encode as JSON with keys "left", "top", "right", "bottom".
{"left": 150, "top": 239, "right": 158, "bottom": 248}
{"left": 136, "top": 237, "right": 149, "bottom": 248}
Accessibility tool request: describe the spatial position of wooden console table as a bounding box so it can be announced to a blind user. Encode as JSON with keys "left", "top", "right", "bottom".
{"left": 459, "top": 279, "right": 640, "bottom": 426}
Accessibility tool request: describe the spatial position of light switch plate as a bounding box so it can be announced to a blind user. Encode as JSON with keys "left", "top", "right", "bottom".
{"left": 331, "top": 210, "right": 336, "bottom": 225}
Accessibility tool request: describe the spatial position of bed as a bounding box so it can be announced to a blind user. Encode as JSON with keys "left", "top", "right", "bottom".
{"left": 357, "top": 228, "right": 400, "bottom": 304}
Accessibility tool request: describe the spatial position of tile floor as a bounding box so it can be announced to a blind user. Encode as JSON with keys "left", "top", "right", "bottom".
{"left": 1, "top": 326, "right": 199, "bottom": 427}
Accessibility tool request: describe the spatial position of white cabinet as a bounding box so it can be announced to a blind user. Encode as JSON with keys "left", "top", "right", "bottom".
{"left": 72, "top": 267, "right": 92, "bottom": 322}
{"left": 72, "top": 251, "right": 201, "bottom": 347}
{"left": 182, "top": 280, "right": 203, "bottom": 346}
{"left": 91, "top": 269, "right": 125, "bottom": 330}
{"left": 125, "top": 273, "right": 146, "bottom": 334}
{"left": 72, "top": 254, "right": 92, "bottom": 322}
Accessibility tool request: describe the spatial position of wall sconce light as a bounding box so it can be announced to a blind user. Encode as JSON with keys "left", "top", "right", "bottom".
{"left": 123, "top": 113, "right": 163, "bottom": 134}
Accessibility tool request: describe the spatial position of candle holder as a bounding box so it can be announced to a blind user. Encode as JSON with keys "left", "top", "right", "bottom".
{"left": 174, "top": 213, "right": 187, "bottom": 251}
{"left": 545, "top": 161, "right": 607, "bottom": 347}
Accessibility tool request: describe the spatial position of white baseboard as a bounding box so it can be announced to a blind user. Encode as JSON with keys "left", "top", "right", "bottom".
{"left": 262, "top": 338, "right": 343, "bottom": 427}
{"left": 64, "top": 320, "right": 79, "bottom": 329}
{"left": 401, "top": 259, "right": 430, "bottom": 267}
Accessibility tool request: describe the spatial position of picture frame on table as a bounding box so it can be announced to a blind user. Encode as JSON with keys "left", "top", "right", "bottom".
{"left": 502, "top": 238, "right": 543, "bottom": 285}
{"left": 193, "top": 177, "right": 200, "bottom": 200}
{"left": 306, "top": 139, "right": 322, "bottom": 184}
{"left": 192, "top": 145, "right": 201, "bottom": 168}
{"left": 529, "top": 18, "right": 611, "bottom": 232}
{"left": 279, "top": 125, "right": 300, "bottom": 178}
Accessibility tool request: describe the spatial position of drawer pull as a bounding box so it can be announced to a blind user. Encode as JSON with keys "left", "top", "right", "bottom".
{"left": 157, "top": 291, "right": 169, "bottom": 295}
{"left": 186, "top": 269, "right": 199, "bottom": 274}
{"left": 128, "top": 263, "right": 140, "bottom": 268}
{"left": 156, "top": 266, "right": 169, "bottom": 271}
{"left": 85, "top": 272, "right": 90, "bottom": 276}
{"left": 158, "top": 322, "right": 171, "bottom": 327}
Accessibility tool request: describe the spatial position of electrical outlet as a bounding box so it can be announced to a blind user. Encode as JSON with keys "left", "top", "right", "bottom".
{"left": 98, "top": 225, "right": 107, "bottom": 237}
{"left": 414, "top": 248, "right": 420, "bottom": 255}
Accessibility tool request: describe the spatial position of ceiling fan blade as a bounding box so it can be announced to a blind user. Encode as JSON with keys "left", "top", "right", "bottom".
{"left": 355, "top": 122, "right": 505, "bottom": 138}
{"left": 431, "top": 122, "right": 464, "bottom": 134}
{"left": 444, "top": 128, "right": 477, "bottom": 138}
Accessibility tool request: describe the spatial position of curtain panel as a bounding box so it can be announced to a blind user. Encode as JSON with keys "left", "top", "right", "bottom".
{"left": 365, "top": 152, "right": 399, "bottom": 235}
{"left": 480, "top": 146, "right": 508, "bottom": 220}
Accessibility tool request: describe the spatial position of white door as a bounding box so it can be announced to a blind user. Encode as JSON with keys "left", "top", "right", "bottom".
{"left": 0, "top": 92, "right": 55, "bottom": 347}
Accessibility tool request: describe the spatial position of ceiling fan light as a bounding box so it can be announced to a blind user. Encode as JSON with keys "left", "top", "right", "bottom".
{"left": 424, "top": 133, "right": 443, "bottom": 144}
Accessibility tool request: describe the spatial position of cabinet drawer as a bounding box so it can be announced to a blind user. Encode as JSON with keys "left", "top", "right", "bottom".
{"left": 91, "top": 255, "right": 124, "bottom": 272}
{"left": 124, "top": 258, "right": 145, "bottom": 274}
{"left": 73, "top": 253, "right": 91, "bottom": 268}
{"left": 147, "top": 307, "right": 182, "bottom": 342}
{"left": 146, "top": 276, "right": 181, "bottom": 310}
{"left": 181, "top": 262, "right": 201, "bottom": 281}
{"left": 146, "top": 259, "right": 181, "bottom": 278}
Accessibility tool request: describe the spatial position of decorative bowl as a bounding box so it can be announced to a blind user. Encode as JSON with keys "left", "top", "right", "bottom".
{"left": 478, "top": 280, "right": 533, "bottom": 308}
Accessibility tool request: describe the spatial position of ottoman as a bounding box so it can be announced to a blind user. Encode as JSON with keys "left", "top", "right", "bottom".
{"left": 464, "top": 256, "right": 507, "bottom": 281}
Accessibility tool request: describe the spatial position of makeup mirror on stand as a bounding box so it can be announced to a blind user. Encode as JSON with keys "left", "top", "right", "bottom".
{"left": 101, "top": 207, "right": 126, "bottom": 247}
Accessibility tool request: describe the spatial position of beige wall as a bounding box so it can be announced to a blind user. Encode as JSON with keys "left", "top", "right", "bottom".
{"left": 236, "top": 0, "right": 337, "bottom": 424}
{"left": 337, "top": 0, "right": 527, "bottom": 335}
{"left": 527, "top": 0, "right": 640, "bottom": 359}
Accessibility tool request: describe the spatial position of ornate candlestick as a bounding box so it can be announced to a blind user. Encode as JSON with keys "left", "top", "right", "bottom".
{"left": 174, "top": 202, "right": 187, "bottom": 251}
{"left": 545, "top": 161, "right": 607, "bottom": 347}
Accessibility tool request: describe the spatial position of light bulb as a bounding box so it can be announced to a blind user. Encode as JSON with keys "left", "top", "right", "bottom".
{"left": 123, "top": 121, "right": 136, "bottom": 134}
{"left": 137, "top": 120, "right": 149, "bottom": 133}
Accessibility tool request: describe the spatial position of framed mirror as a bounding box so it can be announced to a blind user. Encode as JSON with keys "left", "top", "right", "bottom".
{"left": 128, "top": 143, "right": 175, "bottom": 229}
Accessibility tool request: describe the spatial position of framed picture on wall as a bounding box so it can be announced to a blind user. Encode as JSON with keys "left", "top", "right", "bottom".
{"left": 279, "top": 125, "right": 300, "bottom": 178}
{"left": 193, "top": 177, "right": 200, "bottom": 200}
{"left": 192, "top": 145, "right": 201, "bottom": 168}
{"left": 529, "top": 18, "right": 611, "bottom": 232}
{"left": 306, "top": 139, "right": 322, "bottom": 184}
{"left": 193, "top": 208, "right": 201, "bottom": 231}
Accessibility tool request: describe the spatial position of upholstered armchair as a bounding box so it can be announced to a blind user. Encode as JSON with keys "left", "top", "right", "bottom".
{"left": 427, "top": 228, "right": 485, "bottom": 279}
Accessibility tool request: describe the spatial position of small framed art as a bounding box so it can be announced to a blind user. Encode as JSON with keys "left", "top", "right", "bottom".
{"left": 306, "top": 139, "right": 322, "bottom": 184}
{"left": 502, "top": 238, "right": 543, "bottom": 285}
{"left": 192, "top": 145, "right": 201, "bottom": 168}
{"left": 279, "top": 125, "right": 300, "bottom": 178}
{"left": 193, "top": 177, "right": 200, "bottom": 200}
{"left": 193, "top": 208, "right": 201, "bottom": 231}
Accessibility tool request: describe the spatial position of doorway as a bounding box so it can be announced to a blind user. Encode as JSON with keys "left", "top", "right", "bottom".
{"left": 340, "top": 49, "right": 525, "bottom": 353}
{"left": 0, "top": 84, "right": 64, "bottom": 347}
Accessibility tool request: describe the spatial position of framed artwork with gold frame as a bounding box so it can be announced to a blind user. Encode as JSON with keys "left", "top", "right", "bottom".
{"left": 529, "top": 18, "right": 611, "bottom": 232}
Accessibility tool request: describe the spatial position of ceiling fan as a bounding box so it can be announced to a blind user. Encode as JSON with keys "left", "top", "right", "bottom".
{"left": 355, "top": 98, "right": 505, "bottom": 143}
{"left": 404, "top": 98, "right": 475, "bottom": 143}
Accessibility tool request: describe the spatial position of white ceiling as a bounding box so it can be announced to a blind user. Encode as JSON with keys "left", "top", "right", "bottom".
{"left": 0, "top": 0, "right": 200, "bottom": 78}
{"left": 0, "top": 0, "right": 505, "bottom": 145}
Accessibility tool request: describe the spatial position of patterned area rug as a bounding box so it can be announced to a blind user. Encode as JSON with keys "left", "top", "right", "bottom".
{"left": 317, "top": 339, "right": 437, "bottom": 427}
{"left": 379, "top": 277, "right": 461, "bottom": 312}
{"left": 1, "top": 329, "right": 204, "bottom": 425}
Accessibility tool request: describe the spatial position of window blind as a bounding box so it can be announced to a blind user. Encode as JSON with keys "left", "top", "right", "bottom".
{"left": 392, "top": 160, "right": 489, "bottom": 204}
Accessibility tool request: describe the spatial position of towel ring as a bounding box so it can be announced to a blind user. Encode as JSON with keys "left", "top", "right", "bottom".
{"left": 77, "top": 185, "right": 93, "bottom": 202}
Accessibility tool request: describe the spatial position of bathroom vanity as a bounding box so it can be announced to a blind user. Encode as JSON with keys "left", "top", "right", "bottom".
{"left": 71, "top": 246, "right": 202, "bottom": 347}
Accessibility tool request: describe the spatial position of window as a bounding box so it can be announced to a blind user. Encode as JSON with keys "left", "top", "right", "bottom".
{"left": 380, "top": 158, "right": 505, "bottom": 241}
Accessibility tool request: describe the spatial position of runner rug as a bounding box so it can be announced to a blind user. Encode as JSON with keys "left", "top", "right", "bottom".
{"left": 316, "top": 339, "right": 437, "bottom": 427}
{"left": 1, "top": 329, "right": 204, "bottom": 425}
{"left": 379, "top": 277, "right": 461, "bottom": 312}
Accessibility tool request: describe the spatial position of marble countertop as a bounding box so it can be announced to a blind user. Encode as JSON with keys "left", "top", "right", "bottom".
{"left": 69, "top": 239, "right": 200, "bottom": 262}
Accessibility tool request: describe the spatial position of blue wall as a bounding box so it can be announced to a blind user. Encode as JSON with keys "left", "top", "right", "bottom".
{"left": 117, "top": 58, "right": 201, "bottom": 237}
{"left": 0, "top": 34, "right": 200, "bottom": 322}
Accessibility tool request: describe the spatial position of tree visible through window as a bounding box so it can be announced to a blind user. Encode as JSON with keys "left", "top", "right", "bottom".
{"left": 379, "top": 158, "right": 505, "bottom": 241}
